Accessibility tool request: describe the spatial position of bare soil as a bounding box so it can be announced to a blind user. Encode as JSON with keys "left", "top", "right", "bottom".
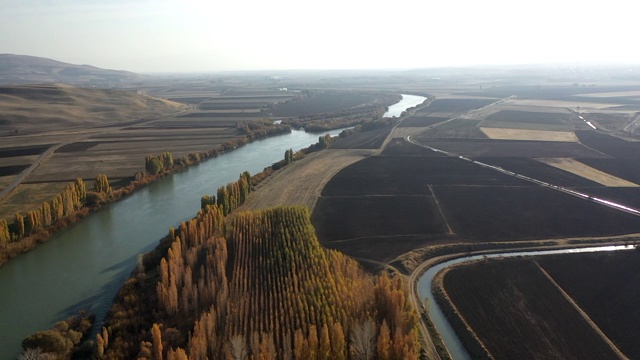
{"left": 312, "top": 195, "right": 448, "bottom": 241}
{"left": 538, "top": 251, "right": 640, "bottom": 359}
{"left": 413, "top": 138, "right": 606, "bottom": 158}
{"left": 433, "top": 185, "right": 640, "bottom": 241}
{"left": 442, "top": 259, "right": 619, "bottom": 359}
{"left": 576, "top": 130, "right": 640, "bottom": 158}
{"left": 476, "top": 157, "right": 602, "bottom": 186}
{"left": 269, "top": 91, "right": 383, "bottom": 117}
{"left": 330, "top": 127, "right": 392, "bottom": 149}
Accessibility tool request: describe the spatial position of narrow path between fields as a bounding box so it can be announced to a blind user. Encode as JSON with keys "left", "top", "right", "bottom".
{"left": 535, "top": 261, "right": 627, "bottom": 359}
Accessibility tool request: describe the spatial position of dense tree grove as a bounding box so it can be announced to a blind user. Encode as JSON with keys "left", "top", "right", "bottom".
{"left": 100, "top": 205, "right": 419, "bottom": 359}
{"left": 216, "top": 173, "right": 251, "bottom": 216}
{"left": 145, "top": 152, "right": 174, "bottom": 175}
{"left": 21, "top": 311, "right": 94, "bottom": 359}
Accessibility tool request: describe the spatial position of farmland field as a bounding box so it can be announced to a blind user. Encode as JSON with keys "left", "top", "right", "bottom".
{"left": 538, "top": 251, "right": 640, "bottom": 359}
{"left": 575, "top": 130, "right": 640, "bottom": 158}
{"left": 269, "top": 91, "right": 386, "bottom": 116}
{"left": 434, "top": 185, "right": 640, "bottom": 241}
{"left": 475, "top": 157, "right": 602, "bottom": 187}
{"left": 416, "top": 119, "right": 487, "bottom": 139}
{"left": 442, "top": 259, "right": 619, "bottom": 359}
{"left": 398, "top": 115, "right": 448, "bottom": 128}
{"left": 312, "top": 196, "right": 448, "bottom": 241}
{"left": 537, "top": 158, "right": 638, "bottom": 186}
{"left": 330, "top": 127, "right": 392, "bottom": 149}
{"left": 479, "top": 127, "right": 577, "bottom": 141}
{"left": 413, "top": 138, "right": 606, "bottom": 158}
{"left": 420, "top": 98, "right": 497, "bottom": 113}
{"left": 484, "top": 109, "right": 572, "bottom": 125}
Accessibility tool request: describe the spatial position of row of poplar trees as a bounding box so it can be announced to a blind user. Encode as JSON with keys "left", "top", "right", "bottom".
{"left": 0, "top": 174, "right": 114, "bottom": 247}
{"left": 101, "top": 203, "right": 420, "bottom": 359}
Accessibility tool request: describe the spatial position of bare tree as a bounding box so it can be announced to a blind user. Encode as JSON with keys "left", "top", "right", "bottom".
{"left": 350, "top": 318, "right": 376, "bottom": 360}
{"left": 230, "top": 335, "right": 248, "bottom": 360}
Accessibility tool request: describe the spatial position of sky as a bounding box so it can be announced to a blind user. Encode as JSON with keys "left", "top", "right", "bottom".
{"left": 0, "top": 0, "right": 638, "bottom": 73}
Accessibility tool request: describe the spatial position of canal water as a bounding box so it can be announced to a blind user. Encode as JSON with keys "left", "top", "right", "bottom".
{"left": 417, "top": 245, "right": 636, "bottom": 359}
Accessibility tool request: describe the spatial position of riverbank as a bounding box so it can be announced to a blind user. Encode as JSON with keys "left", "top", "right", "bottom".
{"left": 0, "top": 124, "right": 292, "bottom": 268}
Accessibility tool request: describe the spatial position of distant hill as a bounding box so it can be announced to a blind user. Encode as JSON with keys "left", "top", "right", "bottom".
{"left": 0, "top": 54, "right": 147, "bottom": 85}
{"left": 0, "top": 83, "right": 185, "bottom": 135}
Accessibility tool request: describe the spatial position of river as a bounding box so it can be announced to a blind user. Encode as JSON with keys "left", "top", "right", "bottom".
{"left": 416, "top": 244, "right": 636, "bottom": 359}
{"left": 0, "top": 94, "right": 423, "bottom": 358}
{"left": 384, "top": 94, "right": 426, "bottom": 117}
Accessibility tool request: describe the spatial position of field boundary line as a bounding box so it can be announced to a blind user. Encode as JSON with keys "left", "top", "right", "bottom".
{"left": 429, "top": 185, "right": 453, "bottom": 235}
{"left": 0, "top": 108, "right": 190, "bottom": 203}
{"left": 535, "top": 261, "right": 628, "bottom": 360}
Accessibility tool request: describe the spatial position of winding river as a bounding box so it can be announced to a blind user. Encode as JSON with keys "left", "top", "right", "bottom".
{"left": 0, "top": 94, "right": 423, "bottom": 358}
{"left": 417, "top": 244, "right": 636, "bottom": 360}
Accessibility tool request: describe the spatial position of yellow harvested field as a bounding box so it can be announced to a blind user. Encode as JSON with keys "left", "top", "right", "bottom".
{"left": 237, "top": 149, "right": 372, "bottom": 213}
{"left": 480, "top": 127, "right": 578, "bottom": 142}
{"left": 537, "top": 158, "right": 638, "bottom": 187}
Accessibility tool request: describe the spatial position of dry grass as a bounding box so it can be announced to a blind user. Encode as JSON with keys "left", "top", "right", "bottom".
{"left": 480, "top": 127, "right": 578, "bottom": 142}
{"left": 0, "top": 182, "right": 69, "bottom": 220}
{"left": 537, "top": 158, "right": 639, "bottom": 187}
{"left": 0, "top": 84, "right": 185, "bottom": 135}
{"left": 237, "top": 149, "right": 372, "bottom": 213}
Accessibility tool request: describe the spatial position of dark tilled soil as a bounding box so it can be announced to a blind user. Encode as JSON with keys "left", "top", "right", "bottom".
{"left": 380, "top": 139, "right": 447, "bottom": 157}
{"left": 422, "top": 98, "right": 496, "bottom": 113}
{"left": 398, "top": 116, "right": 448, "bottom": 128}
{"left": 443, "top": 259, "right": 618, "bottom": 360}
{"left": 576, "top": 130, "right": 640, "bottom": 159}
{"left": 321, "top": 156, "right": 529, "bottom": 197}
{"left": 477, "top": 157, "right": 603, "bottom": 187}
{"left": 56, "top": 141, "right": 100, "bottom": 153}
{"left": 433, "top": 185, "right": 640, "bottom": 241}
{"left": 321, "top": 234, "right": 455, "bottom": 267}
{"left": 413, "top": 138, "right": 607, "bottom": 158}
{"left": 578, "top": 158, "right": 640, "bottom": 184}
{"left": 575, "top": 187, "right": 640, "bottom": 210}
{"left": 486, "top": 109, "right": 572, "bottom": 125}
{"left": 312, "top": 196, "right": 448, "bottom": 241}
{"left": 538, "top": 251, "right": 640, "bottom": 359}
{"left": 0, "top": 144, "right": 51, "bottom": 158}
{"left": 0, "top": 164, "right": 29, "bottom": 176}
{"left": 331, "top": 127, "right": 391, "bottom": 149}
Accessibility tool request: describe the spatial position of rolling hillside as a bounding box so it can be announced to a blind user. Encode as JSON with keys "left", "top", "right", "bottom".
{"left": 0, "top": 54, "right": 146, "bottom": 85}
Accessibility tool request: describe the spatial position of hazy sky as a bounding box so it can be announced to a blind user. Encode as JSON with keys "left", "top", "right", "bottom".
{"left": 1, "top": 0, "right": 637, "bottom": 73}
